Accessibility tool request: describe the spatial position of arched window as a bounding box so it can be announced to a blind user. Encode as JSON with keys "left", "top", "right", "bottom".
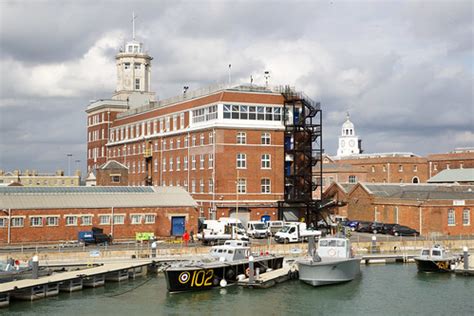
{"left": 412, "top": 177, "right": 419, "bottom": 183}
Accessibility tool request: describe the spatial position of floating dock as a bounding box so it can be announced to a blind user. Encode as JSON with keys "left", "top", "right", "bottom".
{"left": 0, "top": 260, "right": 152, "bottom": 307}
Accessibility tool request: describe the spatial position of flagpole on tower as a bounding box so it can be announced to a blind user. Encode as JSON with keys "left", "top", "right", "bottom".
{"left": 132, "top": 11, "right": 137, "bottom": 40}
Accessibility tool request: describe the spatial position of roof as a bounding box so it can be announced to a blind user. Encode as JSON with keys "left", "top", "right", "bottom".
{"left": 100, "top": 160, "right": 128, "bottom": 170}
{"left": 357, "top": 183, "right": 474, "bottom": 200}
{"left": 427, "top": 168, "right": 474, "bottom": 183}
{"left": 0, "top": 186, "right": 197, "bottom": 210}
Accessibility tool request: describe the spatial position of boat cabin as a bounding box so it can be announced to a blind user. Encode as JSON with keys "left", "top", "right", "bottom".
{"left": 209, "top": 243, "right": 250, "bottom": 262}
{"left": 419, "top": 244, "right": 449, "bottom": 259}
{"left": 317, "top": 237, "right": 352, "bottom": 259}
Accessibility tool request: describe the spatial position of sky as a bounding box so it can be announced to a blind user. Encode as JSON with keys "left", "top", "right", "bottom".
{"left": 0, "top": 0, "right": 473, "bottom": 175}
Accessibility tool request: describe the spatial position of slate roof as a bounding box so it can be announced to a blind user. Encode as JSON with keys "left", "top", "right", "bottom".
{"left": 359, "top": 183, "right": 474, "bottom": 200}
{"left": 427, "top": 168, "right": 474, "bottom": 183}
{"left": 0, "top": 186, "right": 197, "bottom": 210}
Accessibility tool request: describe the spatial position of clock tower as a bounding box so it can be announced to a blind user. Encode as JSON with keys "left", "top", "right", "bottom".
{"left": 337, "top": 112, "right": 362, "bottom": 157}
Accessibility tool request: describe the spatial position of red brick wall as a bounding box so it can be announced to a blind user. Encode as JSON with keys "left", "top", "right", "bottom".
{"left": 0, "top": 207, "right": 199, "bottom": 244}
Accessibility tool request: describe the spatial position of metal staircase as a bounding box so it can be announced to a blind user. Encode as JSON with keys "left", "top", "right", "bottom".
{"left": 278, "top": 86, "right": 323, "bottom": 226}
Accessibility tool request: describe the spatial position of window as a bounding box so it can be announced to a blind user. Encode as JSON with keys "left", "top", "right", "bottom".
{"left": 191, "top": 179, "right": 196, "bottom": 193}
{"left": 261, "top": 178, "right": 271, "bottom": 193}
{"left": 371, "top": 166, "right": 375, "bottom": 173}
{"left": 99, "top": 215, "right": 111, "bottom": 225}
{"left": 383, "top": 165, "right": 386, "bottom": 172}
{"left": 223, "top": 105, "right": 281, "bottom": 121}
{"left": 433, "top": 163, "right": 438, "bottom": 171}
{"left": 413, "top": 165, "right": 418, "bottom": 172}
{"left": 192, "top": 135, "right": 196, "bottom": 147}
{"left": 200, "top": 134, "right": 205, "bottom": 145}
{"left": 169, "top": 157, "right": 173, "bottom": 171}
{"left": 162, "top": 158, "right": 167, "bottom": 172}
{"left": 184, "top": 136, "right": 189, "bottom": 148}
{"left": 176, "top": 157, "right": 181, "bottom": 170}
{"left": 11, "top": 217, "right": 24, "bottom": 227}
{"left": 134, "top": 63, "right": 141, "bottom": 69}
{"left": 173, "top": 115, "right": 178, "bottom": 131}
{"left": 237, "top": 178, "right": 247, "bottom": 193}
{"left": 145, "top": 214, "right": 156, "bottom": 224}
{"left": 208, "top": 154, "right": 214, "bottom": 169}
{"left": 463, "top": 209, "right": 470, "bottom": 226}
{"left": 180, "top": 113, "right": 185, "bottom": 128}
{"left": 0, "top": 218, "right": 5, "bottom": 228}
{"left": 237, "top": 132, "right": 246, "bottom": 144}
{"left": 184, "top": 179, "right": 188, "bottom": 191}
{"left": 46, "top": 216, "right": 59, "bottom": 226}
{"left": 200, "top": 179, "right": 204, "bottom": 193}
{"left": 65, "top": 216, "right": 77, "bottom": 226}
{"left": 124, "top": 62, "right": 130, "bottom": 69}
{"left": 261, "top": 154, "right": 271, "bottom": 169}
{"left": 165, "top": 117, "right": 170, "bottom": 132}
{"left": 177, "top": 139, "right": 181, "bottom": 149}
{"left": 209, "top": 178, "right": 214, "bottom": 193}
{"left": 113, "top": 215, "right": 125, "bottom": 225}
{"left": 82, "top": 216, "right": 92, "bottom": 226}
{"left": 209, "top": 132, "right": 214, "bottom": 144}
{"left": 261, "top": 132, "right": 271, "bottom": 145}
{"left": 111, "top": 175, "right": 120, "bottom": 183}
{"left": 30, "top": 217, "right": 43, "bottom": 227}
{"left": 184, "top": 156, "right": 188, "bottom": 170}
{"left": 237, "top": 153, "right": 246, "bottom": 169}
{"left": 131, "top": 215, "right": 142, "bottom": 225}
{"left": 398, "top": 165, "right": 403, "bottom": 172}
{"left": 200, "top": 154, "right": 205, "bottom": 169}
{"left": 192, "top": 155, "right": 196, "bottom": 170}
{"left": 448, "top": 209, "right": 455, "bottom": 226}
{"left": 348, "top": 175, "right": 357, "bottom": 183}
{"left": 163, "top": 140, "right": 167, "bottom": 151}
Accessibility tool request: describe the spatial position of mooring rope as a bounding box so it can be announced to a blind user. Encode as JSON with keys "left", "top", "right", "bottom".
{"left": 105, "top": 277, "right": 153, "bottom": 298}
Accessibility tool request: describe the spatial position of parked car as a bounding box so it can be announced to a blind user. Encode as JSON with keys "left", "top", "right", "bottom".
{"left": 355, "top": 221, "right": 372, "bottom": 233}
{"left": 370, "top": 222, "right": 385, "bottom": 234}
{"left": 345, "top": 220, "right": 360, "bottom": 231}
{"left": 381, "top": 223, "right": 397, "bottom": 234}
{"left": 390, "top": 225, "right": 420, "bottom": 236}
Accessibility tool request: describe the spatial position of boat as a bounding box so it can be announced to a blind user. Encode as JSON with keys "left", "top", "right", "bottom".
{"left": 163, "top": 240, "right": 284, "bottom": 292}
{"left": 0, "top": 259, "right": 52, "bottom": 283}
{"left": 414, "top": 244, "right": 457, "bottom": 272}
{"left": 297, "top": 236, "right": 361, "bottom": 286}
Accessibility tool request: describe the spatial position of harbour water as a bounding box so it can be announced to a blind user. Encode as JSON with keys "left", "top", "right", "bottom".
{"left": 5, "top": 264, "right": 473, "bottom": 315}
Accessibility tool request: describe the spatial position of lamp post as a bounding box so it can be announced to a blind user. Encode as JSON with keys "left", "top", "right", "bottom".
{"left": 66, "top": 153, "right": 73, "bottom": 176}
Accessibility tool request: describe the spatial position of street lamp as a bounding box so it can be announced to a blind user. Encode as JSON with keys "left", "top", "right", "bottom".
{"left": 66, "top": 153, "right": 73, "bottom": 176}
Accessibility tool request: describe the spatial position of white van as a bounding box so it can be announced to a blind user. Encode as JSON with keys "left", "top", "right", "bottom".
{"left": 266, "top": 220, "right": 285, "bottom": 236}
{"left": 247, "top": 221, "right": 270, "bottom": 239}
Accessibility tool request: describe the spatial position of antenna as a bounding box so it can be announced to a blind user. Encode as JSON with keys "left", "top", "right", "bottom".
{"left": 132, "top": 11, "right": 137, "bottom": 40}
{"left": 250, "top": 75, "right": 253, "bottom": 85}
{"left": 228, "top": 64, "right": 232, "bottom": 86}
{"left": 264, "top": 71, "right": 270, "bottom": 87}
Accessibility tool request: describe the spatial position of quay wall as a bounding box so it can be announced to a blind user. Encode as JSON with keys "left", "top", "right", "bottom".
{"left": 2, "top": 239, "right": 474, "bottom": 263}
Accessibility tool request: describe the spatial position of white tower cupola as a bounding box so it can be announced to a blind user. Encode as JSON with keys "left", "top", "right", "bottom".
{"left": 337, "top": 112, "right": 362, "bottom": 157}
{"left": 112, "top": 12, "right": 156, "bottom": 107}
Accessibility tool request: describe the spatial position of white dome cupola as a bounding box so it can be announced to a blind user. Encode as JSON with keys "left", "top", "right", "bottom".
{"left": 337, "top": 112, "right": 362, "bottom": 157}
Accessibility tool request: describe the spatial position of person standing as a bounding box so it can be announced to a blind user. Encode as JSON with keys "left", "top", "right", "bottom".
{"left": 182, "top": 230, "right": 190, "bottom": 247}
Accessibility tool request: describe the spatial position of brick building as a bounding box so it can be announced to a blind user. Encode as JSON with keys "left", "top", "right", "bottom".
{"left": 85, "top": 34, "right": 314, "bottom": 224}
{"left": 0, "top": 186, "right": 197, "bottom": 244}
{"left": 96, "top": 160, "right": 129, "bottom": 186}
{"left": 323, "top": 183, "right": 474, "bottom": 236}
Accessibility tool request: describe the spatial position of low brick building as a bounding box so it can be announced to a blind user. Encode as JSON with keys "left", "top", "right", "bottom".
{"left": 96, "top": 160, "right": 129, "bottom": 186}
{"left": 0, "top": 186, "right": 197, "bottom": 244}
{"left": 323, "top": 183, "right": 474, "bottom": 236}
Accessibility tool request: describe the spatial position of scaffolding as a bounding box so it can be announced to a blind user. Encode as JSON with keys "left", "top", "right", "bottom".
{"left": 278, "top": 86, "right": 323, "bottom": 226}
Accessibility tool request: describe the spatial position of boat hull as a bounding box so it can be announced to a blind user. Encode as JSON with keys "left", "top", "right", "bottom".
{"left": 297, "top": 258, "right": 361, "bottom": 286}
{"left": 414, "top": 258, "right": 453, "bottom": 273}
{"left": 164, "top": 256, "right": 284, "bottom": 293}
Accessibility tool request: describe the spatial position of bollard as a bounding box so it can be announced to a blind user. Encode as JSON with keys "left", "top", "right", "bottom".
{"left": 248, "top": 256, "right": 255, "bottom": 284}
{"left": 371, "top": 235, "right": 377, "bottom": 254}
{"left": 151, "top": 241, "right": 157, "bottom": 258}
{"left": 463, "top": 247, "right": 469, "bottom": 270}
{"left": 32, "top": 255, "right": 39, "bottom": 279}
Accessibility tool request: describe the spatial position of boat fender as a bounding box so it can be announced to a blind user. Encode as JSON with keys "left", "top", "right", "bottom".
{"left": 220, "top": 279, "right": 227, "bottom": 287}
{"left": 245, "top": 267, "right": 252, "bottom": 277}
{"left": 328, "top": 248, "right": 336, "bottom": 257}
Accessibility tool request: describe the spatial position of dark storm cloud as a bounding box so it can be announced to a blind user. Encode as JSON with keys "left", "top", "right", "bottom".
{"left": 0, "top": 0, "right": 472, "bottom": 173}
